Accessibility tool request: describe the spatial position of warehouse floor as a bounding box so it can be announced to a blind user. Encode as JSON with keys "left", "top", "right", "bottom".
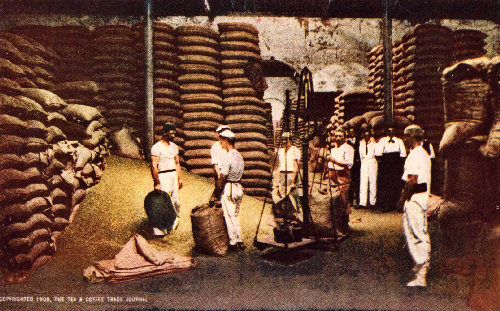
{"left": 0, "top": 156, "right": 473, "bottom": 311}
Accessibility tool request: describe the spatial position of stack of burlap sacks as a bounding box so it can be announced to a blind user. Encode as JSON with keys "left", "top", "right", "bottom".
{"left": 334, "top": 88, "right": 379, "bottom": 133}
{"left": 452, "top": 30, "right": 488, "bottom": 63}
{"left": 219, "top": 22, "right": 272, "bottom": 198}
{"left": 0, "top": 31, "right": 58, "bottom": 90}
{"left": 435, "top": 56, "right": 499, "bottom": 311}
{"left": 93, "top": 25, "right": 143, "bottom": 134}
{"left": 0, "top": 89, "right": 108, "bottom": 283}
{"left": 346, "top": 24, "right": 489, "bottom": 193}
{"left": 177, "top": 25, "right": 223, "bottom": 176}
{"left": 366, "top": 45, "right": 384, "bottom": 110}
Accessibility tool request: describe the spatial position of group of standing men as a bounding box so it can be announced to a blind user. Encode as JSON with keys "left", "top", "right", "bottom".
{"left": 149, "top": 120, "right": 434, "bottom": 286}
{"left": 322, "top": 124, "right": 433, "bottom": 286}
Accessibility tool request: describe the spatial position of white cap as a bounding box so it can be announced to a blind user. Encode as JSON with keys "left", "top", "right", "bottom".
{"left": 216, "top": 125, "right": 231, "bottom": 133}
{"left": 219, "top": 129, "right": 235, "bottom": 139}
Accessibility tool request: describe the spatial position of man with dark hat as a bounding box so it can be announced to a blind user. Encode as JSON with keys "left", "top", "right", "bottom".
{"left": 398, "top": 124, "right": 432, "bottom": 287}
{"left": 211, "top": 125, "right": 231, "bottom": 182}
{"left": 150, "top": 122, "right": 182, "bottom": 236}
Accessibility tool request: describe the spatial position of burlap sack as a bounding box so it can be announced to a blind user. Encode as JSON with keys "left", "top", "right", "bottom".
{"left": 110, "top": 126, "right": 142, "bottom": 160}
{"left": 480, "top": 56, "right": 500, "bottom": 158}
{"left": 60, "top": 104, "right": 102, "bottom": 124}
{"left": 21, "top": 88, "right": 67, "bottom": 112}
{"left": 191, "top": 203, "right": 229, "bottom": 256}
{"left": 309, "top": 182, "right": 340, "bottom": 238}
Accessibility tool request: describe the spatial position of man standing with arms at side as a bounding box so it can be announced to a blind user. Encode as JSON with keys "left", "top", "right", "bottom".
{"left": 346, "top": 128, "right": 361, "bottom": 208}
{"left": 327, "top": 130, "right": 355, "bottom": 239}
{"left": 150, "top": 122, "right": 183, "bottom": 235}
{"left": 211, "top": 125, "right": 231, "bottom": 182}
{"left": 398, "top": 124, "right": 432, "bottom": 287}
{"left": 358, "top": 129, "right": 378, "bottom": 209}
{"left": 212, "top": 129, "right": 245, "bottom": 251}
{"left": 376, "top": 127, "right": 407, "bottom": 212}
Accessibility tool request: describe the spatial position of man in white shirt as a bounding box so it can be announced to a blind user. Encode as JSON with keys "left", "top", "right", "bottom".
{"left": 346, "top": 128, "right": 361, "bottom": 207}
{"left": 211, "top": 125, "right": 231, "bottom": 182}
{"left": 376, "top": 127, "right": 407, "bottom": 212}
{"left": 358, "top": 130, "right": 378, "bottom": 209}
{"left": 150, "top": 122, "right": 183, "bottom": 236}
{"left": 273, "top": 132, "right": 301, "bottom": 210}
{"left": 327, "top": 130, "right": 354, "bottom": 239}
{"left": 212, "top": 129, "right": 245, "bottom": 251}
{"left": 398, "top": 124, "right": 432, "bottom": 287}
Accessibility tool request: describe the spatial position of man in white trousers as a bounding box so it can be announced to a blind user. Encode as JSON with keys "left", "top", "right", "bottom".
{"left": 398, "top": 124, "right": 432, "bottom": 287}
{"left": 358, "top": 129, "right": 377, "bottom": 209}
{"left": 150, "top": 122, "right": 183, "bottom": 236}
{"left": 213, "top": 129, "right": 245, "bottom": 251}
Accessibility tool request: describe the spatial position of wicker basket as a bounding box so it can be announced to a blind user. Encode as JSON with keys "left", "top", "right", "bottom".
{"left": 191, "top": 203, "right": 229, "bottom": 256}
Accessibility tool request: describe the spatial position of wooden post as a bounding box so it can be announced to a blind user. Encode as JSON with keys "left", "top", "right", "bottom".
{"left": 144, "top": 0, "right": 154, "bottom": 160}
{"left": 382, "top": 0, "right": 393, "bottom": 128}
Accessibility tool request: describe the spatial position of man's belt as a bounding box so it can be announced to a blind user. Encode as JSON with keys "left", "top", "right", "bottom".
{"left": 227, "top": 179, "right": 241, "bottom": 183}
{"left": 414, "top": 183, "right": 427, "bottom": 194}
{"left": 159, "top": 169, "right": 176, "bottom": 174}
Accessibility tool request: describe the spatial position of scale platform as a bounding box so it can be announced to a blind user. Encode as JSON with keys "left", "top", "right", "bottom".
{"left": 255, "top": 235, "right": 317, "bottom": 250}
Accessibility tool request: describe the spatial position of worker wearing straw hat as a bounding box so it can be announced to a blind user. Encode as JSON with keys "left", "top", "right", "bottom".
{"left": 212, "top": 129, "right": 245, "bottom": 251}
{"left": 150, "top": 122, "right": 182, "bottom": 235}
{"left": 398, "top": 124, "right": 432, "bottom": 287}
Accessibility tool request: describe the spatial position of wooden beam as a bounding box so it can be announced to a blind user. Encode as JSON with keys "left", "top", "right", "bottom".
{"left": 144, "top": 0, "right": 154, "bottom": 160}
{"left": 382, "top": 0, "right": 393, "bottom": 128}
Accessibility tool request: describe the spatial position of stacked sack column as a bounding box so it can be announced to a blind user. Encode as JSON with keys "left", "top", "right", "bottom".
{"left": 5, "top": 26, "right": 59, "bottom": 90}
{"left": 177, "top": 25, "right": 223, "bottom": 176}
{"left": 149, "top": 22, "right": 185, "bottom": 159}
{"left": 92, "top": 25, "right": 142, "bottom": 134}
{"left": 0, "top": 31, "right": 59, "bottom": 90}
{"left": 0, "top": 92, "right": 55, "bottom": 284}
{"left": 219, "top": 22, "right": 272, "bottom": 199}
{"left": 399, "top": 24, "right": 453, "bottom": 193}
{"left": 336, "top": 88, "right": 378, "bottom": 125}
{"left": 366, "top": 45, "right": 384, "bottom": 111}
{"left": 1, "top": 87, "right": 109, "bottom": 283}
{"left": 452, "top": 29, "right": 487, "bottom": 63}
{"left": 49, "top": 26, "right": 93, "bottom": 84}
{"left": 438, "top": 58, "right": 496, "bottom": 275}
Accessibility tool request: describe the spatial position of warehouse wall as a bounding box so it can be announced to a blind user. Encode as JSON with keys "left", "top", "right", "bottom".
{"left": 2, "top": 15, "right": 497, "bottom": 93}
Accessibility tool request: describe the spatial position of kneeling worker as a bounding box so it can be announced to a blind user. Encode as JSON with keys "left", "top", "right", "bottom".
{"left": 212, "top": 129, "right": 245, "bottom": 251}
{"left": 150, "top": 122, "right": 183, "bottom": 235}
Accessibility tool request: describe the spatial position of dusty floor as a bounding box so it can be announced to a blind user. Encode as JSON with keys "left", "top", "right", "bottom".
{"left": 0, "top": 156, "right": 473, "bottom": 311}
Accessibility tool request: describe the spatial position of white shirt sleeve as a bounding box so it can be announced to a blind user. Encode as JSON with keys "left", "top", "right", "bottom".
{"left": 344, "top": 145, "right": 354, "bottom": 169}
{"left": 151, "top": 143, "right": 160, "bottom": 157}
{"left": 429, "top": 143, "right": 435, "bottom": 159}
{"left": 210, "top": 142, "right": 218, "bottom": 165}
{"left": 398, "top": 138, "right": 407, "bottom": 157}
{"left": 219, "top": 153, "right": 229, "bottom": 176}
